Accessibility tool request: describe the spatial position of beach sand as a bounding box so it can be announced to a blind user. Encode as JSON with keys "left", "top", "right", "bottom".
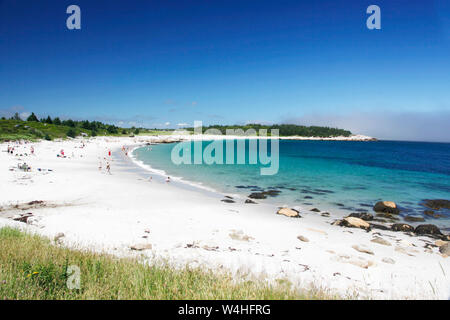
{"left": 0, "top": 136, "right": 448, "bottom": 299}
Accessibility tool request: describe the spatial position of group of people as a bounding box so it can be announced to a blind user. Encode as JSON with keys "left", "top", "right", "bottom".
{"left": 98, "top": 149, "right": 112, "bottom": 174}
{"left": 6, "top": 144, "right": 34, "bottom": 157}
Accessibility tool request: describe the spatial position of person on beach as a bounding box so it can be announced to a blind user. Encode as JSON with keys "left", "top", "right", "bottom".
{"left": 30, "top": 146, "right": 34, "bottom": 155}
{"left": 166, "top": 176, "right": 170, "bottom": 183}
{"left": 149, "top": 176, "right": 152, "bottom": 182}
{"left": 106, "top": 162, "right": 111, "bottom": 174}
{"left": 108, "top": 150, "right": 111, "bottom": 157}
{"left": 98, "top": 159, "right": 102, "bottom": 171}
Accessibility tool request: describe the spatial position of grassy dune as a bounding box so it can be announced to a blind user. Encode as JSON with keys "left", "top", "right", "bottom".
{"left": 0, "top": 227, "right": 331, "bottom": 300}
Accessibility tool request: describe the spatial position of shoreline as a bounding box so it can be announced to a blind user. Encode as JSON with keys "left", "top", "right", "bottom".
{"left": 0, "top": 136, "right": 449, "bottom": 299}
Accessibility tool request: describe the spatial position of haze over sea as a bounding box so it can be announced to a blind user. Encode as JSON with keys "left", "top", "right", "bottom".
{"left": 133, "top": 140, "right": 450, "bottom": 230}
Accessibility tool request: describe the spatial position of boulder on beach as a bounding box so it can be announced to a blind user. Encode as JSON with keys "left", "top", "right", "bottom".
{"left": 391, "top": 223, "right": 414, "bottom": 232}
{"left": 422, "top": 199, "right": 450, "bottom": 211}
{"left": 130, "top": 243, "right": 152, "bottom": 251}
{"left": 221, "top": 199, "right": 235, "bottom": 203}
{"left": 277, "top": 208, "right": 300, "bottom": 218}
{"left": 310, "top": 208, "right": 320, "bottom": 212}
{"left": 439, "top": 243, "right": 450, "bottom": 256}
{"left": 245, "top": 199, "right": 257, "bottom": 204}
{"left": 414, "top": 224, "right": 442, "bottom": 236}
{"left": 371, "top": 236, "right": 391, "bottom": 246}
{"left": 370, "top": 223, "right": 390, "bottom": 231}
{"left": 373, "top": 201, "right": 400, "bottom": 214}
{"left": 12, "top": 213, "right": 33, "bottom": 223}
{"left": 338, "top": 217, "right": 370, "bottom": 230}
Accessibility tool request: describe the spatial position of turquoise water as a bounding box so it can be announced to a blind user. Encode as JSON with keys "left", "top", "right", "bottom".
{"left": 133, "top": 140, "right": 450, "bottom": 229}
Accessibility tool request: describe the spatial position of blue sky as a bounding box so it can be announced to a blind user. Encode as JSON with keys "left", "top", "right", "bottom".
{"left": 1, "top": 0, "right": 449, "bottom": 141}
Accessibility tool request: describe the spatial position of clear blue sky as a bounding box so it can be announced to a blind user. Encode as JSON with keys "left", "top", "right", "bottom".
{"left": 1, "top": 0, "right": 449, "bottom": 141}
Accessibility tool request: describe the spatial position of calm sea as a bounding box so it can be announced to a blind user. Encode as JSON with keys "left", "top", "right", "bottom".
{"left": 132, "top": 140, "right": 450, "bottom": 229}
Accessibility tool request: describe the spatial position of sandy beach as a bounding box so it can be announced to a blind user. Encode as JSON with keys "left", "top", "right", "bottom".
{"left": 0, "top": 136, "right": 448, "bottom": 300}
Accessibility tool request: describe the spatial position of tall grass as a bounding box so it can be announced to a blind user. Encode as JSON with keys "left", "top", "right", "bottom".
{"left": 0, "top": 227, "right": 331, "bottom": 300}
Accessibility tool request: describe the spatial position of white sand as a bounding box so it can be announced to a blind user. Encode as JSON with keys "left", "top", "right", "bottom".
{"left": 0, "top": 136, "right": 448, "bottom": 299}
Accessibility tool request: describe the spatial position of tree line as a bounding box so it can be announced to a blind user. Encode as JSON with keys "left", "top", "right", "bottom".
{"left": 186, "top": 124, "right": 352, "bottom": 137}
{"left": 1, "top": 112, "right": 141, "bottom": 136}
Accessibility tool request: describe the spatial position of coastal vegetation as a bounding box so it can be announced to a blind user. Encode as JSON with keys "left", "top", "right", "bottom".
{"left": 0, "top": 112, "right": 168, "bottom": 142}
{"left": 186, "top": 124, "right": 352, "bottom": 137}
{"left": 0, "top": 112, "right": 352, "bottom": 142}
{"left": 0, "top": 227, "right": 330, "bottom": 300}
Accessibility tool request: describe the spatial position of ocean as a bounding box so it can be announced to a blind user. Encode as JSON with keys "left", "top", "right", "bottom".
{"left": 132, "top": 139, "right": 450, "bottom": 229}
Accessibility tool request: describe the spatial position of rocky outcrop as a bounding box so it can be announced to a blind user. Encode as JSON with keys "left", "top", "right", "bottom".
{"left": 373, "top": 201, "right": 399, "bottom": 214}
{"left": 277, "top": 208, "right": 300, "bottom": 218}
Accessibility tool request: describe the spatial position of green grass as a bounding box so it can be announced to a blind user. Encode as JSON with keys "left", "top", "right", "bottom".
{"left": 0, "top": 227, "right": 332, "bottom": 300}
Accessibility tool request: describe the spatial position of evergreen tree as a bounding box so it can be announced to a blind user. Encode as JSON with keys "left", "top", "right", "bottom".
{"left": 53, "top": 117, "right": 62, "bottom": 125}
{"left": 27, "top": 112, "right": 39, "bottom": 122}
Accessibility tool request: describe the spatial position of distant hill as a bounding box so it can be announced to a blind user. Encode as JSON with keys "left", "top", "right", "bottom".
{"left": 185, "top": 124, "right": 352, "bottom": 137}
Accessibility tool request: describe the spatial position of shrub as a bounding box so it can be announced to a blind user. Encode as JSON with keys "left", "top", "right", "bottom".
{"left": 66, "top": 129, "right": 77, "bottom": 138}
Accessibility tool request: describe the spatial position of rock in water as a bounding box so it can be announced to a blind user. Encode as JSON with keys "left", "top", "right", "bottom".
{"left": 404, "top": 215, "right": 425, "bottom": 222}
{"left": 339, "top": 217, "right": 370, "bottom": 230}
{"left": 423, "top": 210, "right": 442, "bottom": 218}
{"left": 414, "top": 224, "right": 442, "bottom": 236}
{"left": 391, "top": 223, "right": 414, "bottom": 232}
{"left": 248, "top": 192, "right": 267, "bottom": 199}
{"left": 373, "top": 201, "right": 400, "bottom": 214}
{"left": 277, "top": 208, "right": 300, "bottom": 218}
{"left": 422, "top": 199, "right": 450, "bottom": 210}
